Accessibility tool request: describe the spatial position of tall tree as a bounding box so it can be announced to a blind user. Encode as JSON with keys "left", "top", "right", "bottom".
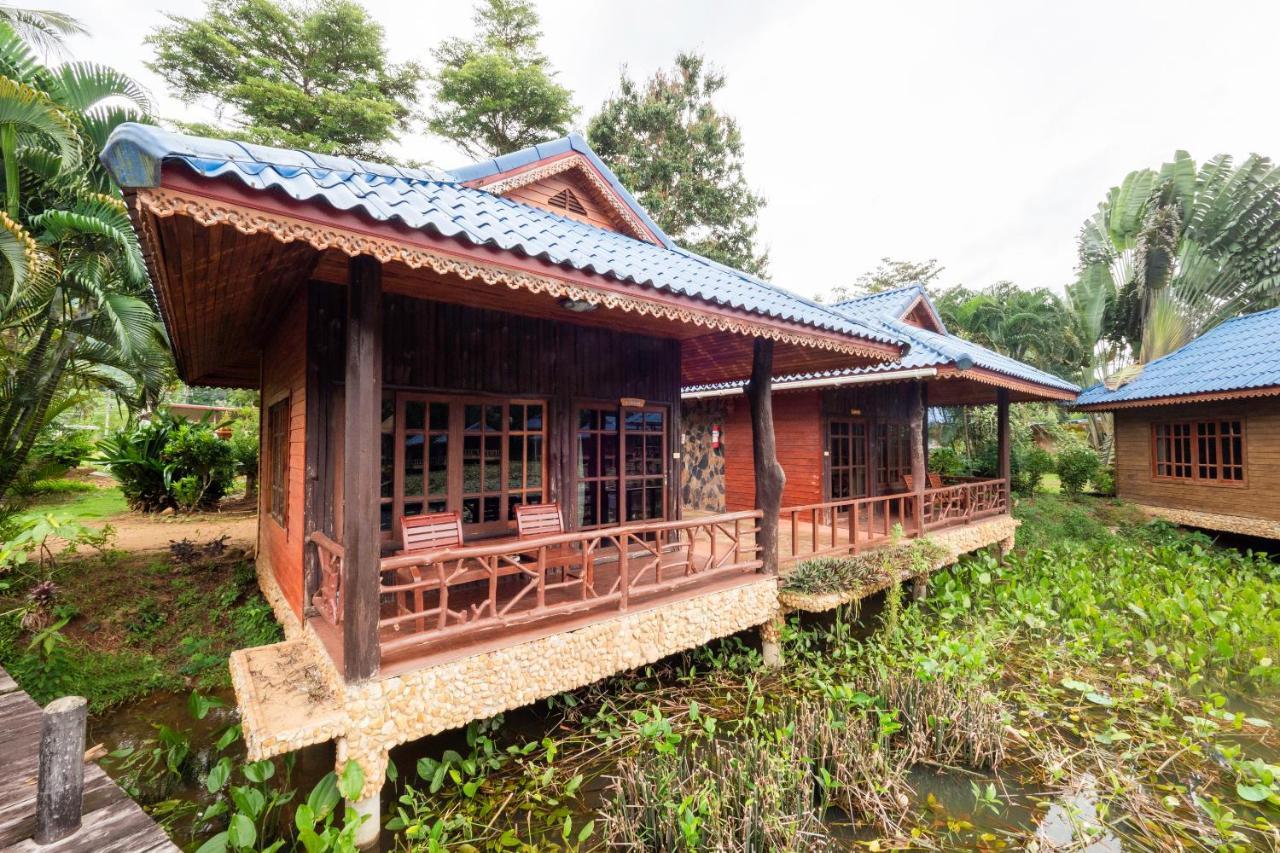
{"left": 146, "top": 0, "right": 423, "bottom": 158}
{"left": 1076, "top": 151, "right": 1280, "bottom": 366}
{"left": 827, "top": 257, "right": 945, "bottom": 302}
{"left": 588, "top": 53, "right": 768, "bottom": 276}
{"left": 429, "top": 0, "right": 576, "bottom": 159}
{"left": 0, "top": 20, "right": 167, "bottom": 503}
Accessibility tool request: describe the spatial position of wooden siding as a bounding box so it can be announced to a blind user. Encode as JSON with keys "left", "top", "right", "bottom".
{"left": 1114, "top": 397, "right": 1280, "bottom": 521}
{"left": 308, "top": 284, "right": 682, "bottom": 543}
{"left": 724, "top": 391, "right": 824, "bottom": 511}
{"left": 721, "top": 381, "right": 925, "bottom": 512}
{"left": 259, "top": 288, "right": 308, "bottom": 618}
{"left": 502, "top": 173, "right": 621, "bottom": 233}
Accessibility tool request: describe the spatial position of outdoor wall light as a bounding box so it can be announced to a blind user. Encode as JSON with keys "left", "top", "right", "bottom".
{"left": 559, "top": 297, "right": 597, "bottom": 313}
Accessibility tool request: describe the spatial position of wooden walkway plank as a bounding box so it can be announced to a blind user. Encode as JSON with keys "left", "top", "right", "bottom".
{"left": 0, "top": 667, "right": 177, "bottom": 852}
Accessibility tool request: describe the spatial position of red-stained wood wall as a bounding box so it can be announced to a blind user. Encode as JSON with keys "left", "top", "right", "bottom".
{"left": 258, "top": 289, "right": 308, "bottom": 618}
{"left": 723, "top": 390, "right": 824, "bottom": 511}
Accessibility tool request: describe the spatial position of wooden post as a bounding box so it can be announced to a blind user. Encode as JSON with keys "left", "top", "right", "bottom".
{"left": 343, "top": 256, "right": 383, "bottom": 682}
{"left": 745, "top": 338, "right": 784, "bottom": 576}
{"left": 996, "top": 387, "right": 1011, "bottom": 490}
{"left": 35, "top": 696, "right": 87, "bottom": 844}
{"left": 910, "top": 381, "right": 926, "bottom": 535}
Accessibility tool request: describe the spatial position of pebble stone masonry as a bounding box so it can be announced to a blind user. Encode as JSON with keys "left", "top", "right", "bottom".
{"left": 230, "top": 516, "right": 1018, "bottom": 803}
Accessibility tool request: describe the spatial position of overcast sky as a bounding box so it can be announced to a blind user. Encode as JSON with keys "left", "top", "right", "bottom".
{"left": 52, "top": 0, "right": 1280, "bottom": 301}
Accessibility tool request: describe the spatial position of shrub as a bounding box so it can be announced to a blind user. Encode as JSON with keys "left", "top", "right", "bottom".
{"left": 32, "top": 426, "right": 96, "bottom": 469}
{"left": 1091, "top": 465, "right": 1116, "bottom": 496}
{"left": 227, "top": 406, "right": 259, "bottom": 496}
{"left": 1056, "top": 445, "right": 1100, "bottom": 495}
{"left": 99, "top": 415, "right": 236, "bottom": 512}
{"left": 1022, "top": 447, "right": 1055, "bottom": 494}
{"left": 928, "top": 447, "right": 969, "bottom": 477}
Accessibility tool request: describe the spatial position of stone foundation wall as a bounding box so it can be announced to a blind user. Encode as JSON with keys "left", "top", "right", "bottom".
{"left": 681, "top": 398, "right": 727, "bottom": 513}
{"left": 1135, "top": 504, "right": 1280, "bottom": 540}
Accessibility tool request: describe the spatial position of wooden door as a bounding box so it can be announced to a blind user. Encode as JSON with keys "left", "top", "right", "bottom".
{"left": 828, "top": 419, "right": 869, "bottom": 500}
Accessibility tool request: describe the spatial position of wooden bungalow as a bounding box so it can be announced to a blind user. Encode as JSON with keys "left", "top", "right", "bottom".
{"left": 682, "top": 285, "right": 1078, "bottom": 562}
{"left": 1075, "top": 307, "right": 1280, "bottom": 539}
{"left": 99, "top": 125, "right": 907, "bottom": 836}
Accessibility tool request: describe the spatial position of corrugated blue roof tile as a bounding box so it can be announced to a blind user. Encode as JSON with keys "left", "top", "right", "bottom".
{"left": 1076, "top": 306, "right": 1280, "bottom": 407}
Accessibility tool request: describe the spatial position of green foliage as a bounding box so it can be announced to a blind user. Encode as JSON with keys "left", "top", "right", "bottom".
{"left": 27, "top": 477, "right": 94, "bottom": 494}
{"left": 145, "top": 0, "right": 423, "bottom": 159}
{"left": 31, "top": 423, "right": 94, "bottom": 468}
{"left": 227, "top": 406, "right": 259, "bottom": 493}
{"left": 0, "top": 20, "right": 165, "bottom": 506}
{"left": 827, "top": 257, "right": 945, "bottom": 302}
{"left": 1091, "top": 465, "right": 1116, "bottom": 496}
{"left": 588, "top": 53, "right": 768, "bottom": 276}
{"left": 1056, "top": 445, "right": 1101, "bottom": 495}
{"left": 429, "top": 0, "right": 576, "bottom": 159}
{"left": 99, "top": 414, "right": 235, "bottom": 512}
{"left": 784, "top": 539, "right": 945, "bottom": 597}
{"left": 927, "top": 446, "right": 969, "bottom": 477}
{"left": 1021, "top": 446, "right": 1055, "bottom": 494}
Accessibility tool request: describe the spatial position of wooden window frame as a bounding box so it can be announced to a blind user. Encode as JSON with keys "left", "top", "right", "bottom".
{"left": 826, "top": 418, "right": 869, "bottom": 500}
{"left": 390, "top": 392, "right": 548, "bottom": 542}
{"left": 573, "top": 401, "right": 670, "bottom": 530}
{"left": 875, "top": 422, "right": 912, "bottom": 493}
{"left": 266, "top": 396, "right": 290, "bottom": 526}
{"left": 1150, "top": 418, "right": 1246, "bottom": 487}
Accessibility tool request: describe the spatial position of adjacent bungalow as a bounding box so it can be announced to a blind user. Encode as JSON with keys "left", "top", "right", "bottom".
{"left": 1075, "top": 307, "right": 1280, "bottom": 539}
{"left": 682, "top": 285, "right": 1078, "bottom": 561}
{"left": 99, "top": 126, "right": 1063, "bottom": 838}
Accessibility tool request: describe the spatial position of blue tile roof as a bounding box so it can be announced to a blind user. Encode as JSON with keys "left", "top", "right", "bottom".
{"left": 100, "top": 124, "right": 898, "bottom": 347}
{"left": 1075, "top": 306, "right": 1280, "bottom": 408}
{"left": 684, "top": 284, "right": 1078, "bottom": 394}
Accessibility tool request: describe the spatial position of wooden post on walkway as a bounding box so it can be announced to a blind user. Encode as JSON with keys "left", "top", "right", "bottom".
{"left": 343, "top": 255, "right": 383, "bottom": 684}
{"left": 910, "top": 381, "right": 926, "bottom": 536}
{"left": 996, "top": 388, "right": 1011, "bottom": 493}
{"left": 746, "top": 337, "right": 785, "bottom": 668}
{"left": 34, "top": 696, "right": 87, "bottom": 844}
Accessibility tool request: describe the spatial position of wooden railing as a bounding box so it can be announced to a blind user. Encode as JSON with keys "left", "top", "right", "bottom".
{"left": 310, "top": 531, "right": 344, "bottom": 625}
{"left": 375, "top": 511, "right": 762, "bottom": 657}
{"left": 780, "top": 478, "right": 1008, "bottom": 564}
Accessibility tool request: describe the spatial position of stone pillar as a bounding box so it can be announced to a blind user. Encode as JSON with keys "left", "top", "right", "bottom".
{"left": 337, "top": 733, "right": 389, "bottom": 850}
{"left": 760, "top": 612, "right": 784, "bottom": 668}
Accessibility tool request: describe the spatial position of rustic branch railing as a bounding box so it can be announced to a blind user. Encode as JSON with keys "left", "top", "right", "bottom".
{"left": 309, "top": 531, "right": 344, "bottom": 625}
{"left": 375, "top": 511, "right": 763, "bottom": 657}
{"left": 780, "top": 478, "right": 1009, "bottom": 564}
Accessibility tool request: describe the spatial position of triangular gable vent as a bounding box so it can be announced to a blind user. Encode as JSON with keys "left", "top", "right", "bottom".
{"left": 547, "top": 187, "right": 587, "bottom": 215}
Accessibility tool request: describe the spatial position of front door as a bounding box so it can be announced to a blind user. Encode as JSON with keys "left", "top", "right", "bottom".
{"left": 828, "top": 419, "right": 869, "bottom": 500}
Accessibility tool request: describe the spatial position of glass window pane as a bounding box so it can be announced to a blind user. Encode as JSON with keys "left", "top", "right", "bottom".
{"left": 645, "top": 411, "right": 663, "bottom": 431}
{"left": 578, "top": 433, "right": 598, "bottom": 478}
{"left": 601, "top": 412, "right": 618, "bottom": 432}
{"left": 427, "top": 434, "right": 448, "bottom": 495}
{"left": 601, "top": 480, "right": 619, "bottom": 525}
{"left": 380, "top": 502, "right": 392, "bottom": 531}
{"left": 429, "top": 402, "right": 449, "bottom": 431}
{"left": 579, "top": 408, "right": 597, "bottom": 430}
{"left": 645, "top": 435, "right": 663, "bottom": 474}
{"left": 625, "top": 410, "right": 644, "bottom": 430}
{"left": 527, "top": 404, "right": 543, "bottom": 430}
{"left": 508, "top": 404, "right": 524, "bottom": 432}
{"left": 625, "top": 435, "right": 644, "bottom": 476}
{"left": 527, "top": 436, "right": 542, "bottom": 487}
{"left": 461, "top": 497, "right": 479, "bottom": 524}
{"left": 577, "top": 482, "right": 597, "bottom": 527}
{"left": 381, "top": 398, "right": 395, "bottom": 432}
{"left": 485, "top": 405, "right": 502, "bottom": 432}
{"left": 483, "top": 496, "right": 500, "bottom": 522}
{"left": 404, "top": 500, "right": 423, "bottom": 518}
{"left": 484, "top": 435, "right": 501, "bottom": 490}
{"left": 405, "top": 401, "right": 424, "bottom": 430}
{"left": 380, "top": 433, "right": 394, "bottom": 498}
{"left": 463, "top": 435, "right": 480, "bottom": 493}
{"left": 625, "top": 481, "right": 644, "bottom": 521}
{"left": 464, "top": 404, "right": 482, "bottom": 431}
{"left": 646, "top": 484, "right": 663, "bottom": 519}
{"left": 404, "top": 437, "right": 423, "bottom": 496}
{"left": 602, "top": 434, "right": 619, "bottom": 476}
{"left": 509, "top": 435, "right": 524, "bottom": 487}
{"left": 427, "top": 499, "right": 446, "bottom": 513}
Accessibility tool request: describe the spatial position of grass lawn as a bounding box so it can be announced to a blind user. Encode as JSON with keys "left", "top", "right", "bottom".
{"left": 14, "top": 484, "right": 128, "bottom": 523}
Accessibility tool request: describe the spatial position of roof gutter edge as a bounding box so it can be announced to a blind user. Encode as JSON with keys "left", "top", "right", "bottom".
{"left": 681, "top": 367, "right": 940, "bottom": 400}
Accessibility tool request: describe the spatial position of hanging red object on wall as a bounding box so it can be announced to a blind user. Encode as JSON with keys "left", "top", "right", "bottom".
{"left": 711, "top": 423, "right": 721, "bottom": 449}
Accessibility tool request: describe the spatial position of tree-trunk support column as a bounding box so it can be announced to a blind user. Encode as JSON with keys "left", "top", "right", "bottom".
{"left": 910, "top": 381, "right": 926, "bottom": 536}
{"left": 996, "top": 388, "right": 1011, "bottom": 499}
{"left": 746, "top": 338, "right": 785, "bottom": 667}
{"left": 343, "top": 256, "right": 383, "bottom": 683}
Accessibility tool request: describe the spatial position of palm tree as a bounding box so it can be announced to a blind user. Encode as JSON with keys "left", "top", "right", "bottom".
{"left": 1078, "top": 151, "right": 1280, "bottom": 366}
{"left": 0, "top": 18, "right": 164, "bottom": 501}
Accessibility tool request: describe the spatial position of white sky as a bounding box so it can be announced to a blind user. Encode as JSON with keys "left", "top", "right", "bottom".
{"left": 52, "top": 0, "right": 1280, "bottom": 301}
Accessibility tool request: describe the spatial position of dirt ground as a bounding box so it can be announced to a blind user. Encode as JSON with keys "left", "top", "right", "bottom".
{"left": 105, "top": 496, "right": 259, "bottom": 552}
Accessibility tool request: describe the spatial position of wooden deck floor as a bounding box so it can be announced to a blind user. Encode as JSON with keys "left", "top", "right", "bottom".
{"left": 0, "top": 667, "right": 177, "bottom": 852}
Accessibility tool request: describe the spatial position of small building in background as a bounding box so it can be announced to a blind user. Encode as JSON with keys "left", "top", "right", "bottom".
{"left": 1075, "top": 307, "right": 1280, "bottom": 539}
